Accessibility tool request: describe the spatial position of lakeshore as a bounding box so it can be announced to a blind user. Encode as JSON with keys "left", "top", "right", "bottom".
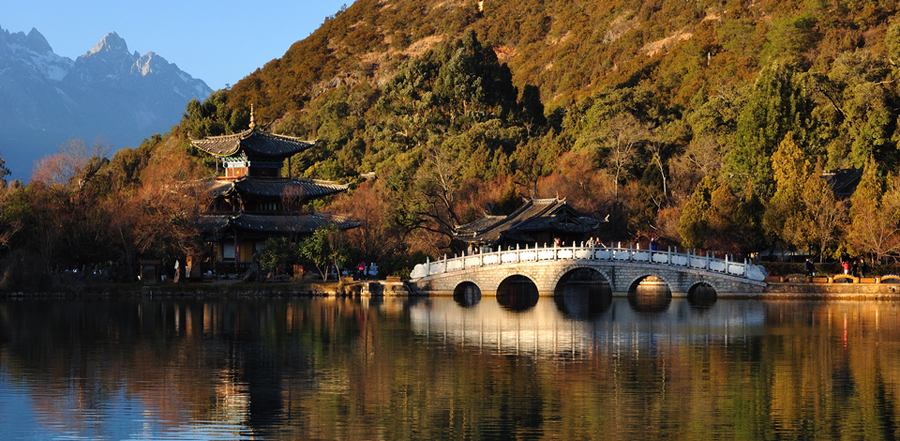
{"left": 758, "top": 279, "right": 900, "bottom": 300}
{"left": 4, "top": 276, "right": 900, "bottom": 301}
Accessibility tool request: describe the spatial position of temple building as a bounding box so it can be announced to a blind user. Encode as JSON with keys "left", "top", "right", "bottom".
{"left": 193, "top": 112, "right": 359, "bottom": 274}
{"left": 454, "top": 198, "right": 605, "bottom": 251}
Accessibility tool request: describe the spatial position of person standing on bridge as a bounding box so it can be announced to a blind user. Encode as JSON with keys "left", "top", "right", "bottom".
{"left": 554, "top": 237, "right": 561, "bottom": 248}
{"left": 805, "top": 258, "right": 815, "bottom": 277}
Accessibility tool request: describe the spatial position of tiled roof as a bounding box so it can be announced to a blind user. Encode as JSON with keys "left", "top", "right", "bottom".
{"left": 455, "top": 198, "right": 603, "bottom": 244}
{"left": 209, "top": 177, "right": 348, "bottom": 199}
{"left": 197, "top": 212, "right": 361, "bottom": 236}
{"left": 235, "top": 178, "right": 348, "bottom": 198}
{"left": 191, "top": 128, "right": 315, "bottom": 158}
{"left": 823, "top": 168, "right": 863, "bottom": 199}
{"left": 231, "top": 212, "right": 361, "bottom": 233}
{"left": 197, "top": 214, "right": 231, "bottom": 233}
{"left": 454, "top": 215, "right": 506, "bottom": 236}
{"left": 209, "top": 181, "right": 233, "bottom": 197}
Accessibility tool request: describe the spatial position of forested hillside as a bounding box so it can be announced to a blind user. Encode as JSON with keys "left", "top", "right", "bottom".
{"left": 3, "top": 0, "right": 900, "bottom": 287}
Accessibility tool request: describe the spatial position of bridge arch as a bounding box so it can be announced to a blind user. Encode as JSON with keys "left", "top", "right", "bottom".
{"left": 688, "top": 281, "right": 720, "bottom": 295}
{"left": 496, "top": 275, "right": 539, "bottom": 312}
{"left": 687, "top": 282, "right": 718, "bottom": 308}
{"left": 551, "top": 267, "right": 613, "bottom": 319}
{"left": 549, "top": 265, "right": 614, "bottom": 291}
{"left": 626, "top": 274, "right": 674, "bottom": 296}
{"left": 626, "top": 274, "right": 673, "bottom": 313}
{"left": 453, "top": 281, "right": 482, "bottom": 307}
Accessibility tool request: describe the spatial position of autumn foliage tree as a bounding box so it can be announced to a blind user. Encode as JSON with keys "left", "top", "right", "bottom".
{"left": 845, "top": 157, "right": 900, "bottom": 263}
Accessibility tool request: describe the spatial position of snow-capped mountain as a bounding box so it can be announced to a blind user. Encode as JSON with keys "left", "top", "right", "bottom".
{"left": 0, "top": 27, "right": 213, "bottom": 180}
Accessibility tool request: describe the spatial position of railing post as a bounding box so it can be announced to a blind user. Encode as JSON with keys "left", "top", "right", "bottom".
{"left": 706, "top": 252, "right": 710, "bottom": 270}
{"left": 443, "top": 254, "right": 448, "bottom": 273}
{"left": 426, "top": 256, "right": 431, "bottom": 275}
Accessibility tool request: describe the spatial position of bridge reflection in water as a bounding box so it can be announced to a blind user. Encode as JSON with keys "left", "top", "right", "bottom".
{"left": 410, "top": 293, "right": 766, "bottom": 358}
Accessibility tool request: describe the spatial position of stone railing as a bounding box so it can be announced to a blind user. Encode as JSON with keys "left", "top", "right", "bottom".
{"left": 410, "top": 243, "right": 768, "bottom": 281}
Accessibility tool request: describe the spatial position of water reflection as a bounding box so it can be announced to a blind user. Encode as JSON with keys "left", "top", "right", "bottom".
{"left": 410, "top": 297, "right": 766, "bottom": 358}
{"left": 4, "top": 297, "right": 900, "bottom": 439}
{"left": 553, "top": 283, "right": 613, "bottom": 319}
{"left": 628, "top": 282, "right": 673, "bottom": 314}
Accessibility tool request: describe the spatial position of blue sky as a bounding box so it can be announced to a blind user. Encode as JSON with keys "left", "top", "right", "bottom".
{"left": 3, "top": 0, "right": 354, "bottom": 91}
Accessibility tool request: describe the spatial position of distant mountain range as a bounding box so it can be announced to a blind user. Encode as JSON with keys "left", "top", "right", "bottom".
{"left": 0, "top": 27, "right": 212, "bottom": 180}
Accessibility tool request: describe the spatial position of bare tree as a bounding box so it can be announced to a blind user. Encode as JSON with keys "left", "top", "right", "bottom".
{"left": 31, "top": 138, "right": 110, "bottom": 188}
{"left": 599, "top": 113, "right": 652, "bottom": 204}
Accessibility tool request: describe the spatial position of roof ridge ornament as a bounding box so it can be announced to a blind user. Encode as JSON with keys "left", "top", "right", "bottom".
{"left": 249, "top": 104, "right": 256, "bottom": 130}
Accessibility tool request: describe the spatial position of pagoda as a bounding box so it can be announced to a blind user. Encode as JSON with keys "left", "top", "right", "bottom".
{"left": 193, "top": 109, "right": 359, "bottom": 273}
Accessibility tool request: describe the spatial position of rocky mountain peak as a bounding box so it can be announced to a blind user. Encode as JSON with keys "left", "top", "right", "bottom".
{"left": 86, "top": 31, "right": 130, "bottom": 57}
{"left": 0, "top": 25, "right": 212, "bottom": 180}
{"left": 133, "top": 51, "right": 167, "bottom": 76}
{"left": 25, "top": 28, "right": 52, "bottom": 54}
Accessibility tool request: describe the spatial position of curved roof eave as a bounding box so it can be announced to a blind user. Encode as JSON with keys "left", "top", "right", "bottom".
{"left": 191, "top": 128, "right": 317, "bottom": 158}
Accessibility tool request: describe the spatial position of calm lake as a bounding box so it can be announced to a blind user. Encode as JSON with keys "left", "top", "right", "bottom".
{"left": 1, "top": 294, "right": 899, "bottom": 440}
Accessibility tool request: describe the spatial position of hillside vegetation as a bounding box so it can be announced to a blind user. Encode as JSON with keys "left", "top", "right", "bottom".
{"left": 4, "top": 0, "right": 900, "bottom": 287}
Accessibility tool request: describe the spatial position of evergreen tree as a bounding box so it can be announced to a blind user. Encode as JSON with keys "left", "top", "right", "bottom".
{"left": 724, "top": 63, "right": 815, "bottom": 199}
{"left": 762, "top": 134, "right": 813, "bottom": 251}
{"left": 677, "top": 173, "right": 717, "bottom": 249}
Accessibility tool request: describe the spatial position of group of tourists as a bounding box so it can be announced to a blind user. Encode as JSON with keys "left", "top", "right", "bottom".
{"left": 840, "top": 258, "right": 870, "bottom": 277}
{"left": 584, "top": 237, "right": 614, "bottom": 249}
{"left": 805, "top": 257, "right": 870, "bottom": 277}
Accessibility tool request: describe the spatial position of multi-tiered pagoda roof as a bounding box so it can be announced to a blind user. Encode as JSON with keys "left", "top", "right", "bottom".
{"left": 192, "top": 114, "right": 359, "bottom": 246}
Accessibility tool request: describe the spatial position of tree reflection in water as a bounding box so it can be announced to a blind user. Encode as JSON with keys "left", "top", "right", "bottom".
{"left": 6, "top": 297, "right": 900, "bottom": 439}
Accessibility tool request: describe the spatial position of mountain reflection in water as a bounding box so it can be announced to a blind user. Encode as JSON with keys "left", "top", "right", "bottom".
{"left": 2, "top": 297, "right": 900, "bottom": 440}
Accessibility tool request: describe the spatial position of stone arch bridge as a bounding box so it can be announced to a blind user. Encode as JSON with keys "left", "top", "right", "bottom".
{"left": 408, "top": 244, "right": 768, "bottom": 297}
